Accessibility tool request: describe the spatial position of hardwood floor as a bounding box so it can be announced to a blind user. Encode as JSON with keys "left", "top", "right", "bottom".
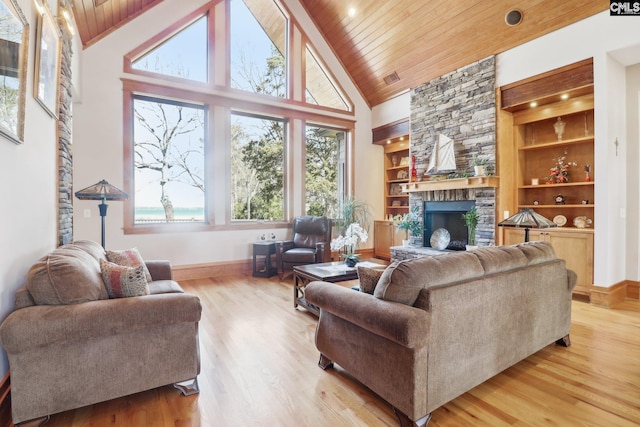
{"left": 40, "top": 273, "right": 640, "bottom": 427}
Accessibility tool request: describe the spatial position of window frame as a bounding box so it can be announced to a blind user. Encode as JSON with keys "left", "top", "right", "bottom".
{"left": 121, "top": 0, "right": 357, "bottom": 234}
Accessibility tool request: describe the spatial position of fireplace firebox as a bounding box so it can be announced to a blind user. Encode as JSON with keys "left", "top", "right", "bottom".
{"left": 423, "top": 200, "right": 476, "bottom": 250}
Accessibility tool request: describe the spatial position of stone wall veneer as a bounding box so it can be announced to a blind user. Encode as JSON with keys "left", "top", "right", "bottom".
{"left": 409, "top": 56, "right": 496, "bottom": 246}
{"left": 57, "top": 0, "right": 74, "bottom": 246}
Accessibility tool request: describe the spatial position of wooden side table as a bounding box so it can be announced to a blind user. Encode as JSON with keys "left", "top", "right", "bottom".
{"left": 252, "top": 241, "right": 277, "bottom": 277}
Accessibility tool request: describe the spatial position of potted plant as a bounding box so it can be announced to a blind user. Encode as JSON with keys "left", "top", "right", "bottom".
{"left": 339, "top": 196, "right": 372, "bottom": 233}
{"left": 330, "top": 223, "right": 368, "bottom": 267}
{"left": 394, "top": 205, "right": 423, "bottom": 246}
{"left": 472, "top": 155, "right": 487, "bottom": 176}
{"left": 462, "top": 207, "right": 479, "bottom": 250}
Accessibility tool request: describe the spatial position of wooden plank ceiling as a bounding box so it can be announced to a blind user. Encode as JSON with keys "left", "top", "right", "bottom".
{"left": 71, "top": 0, "right": 609, "bottom": 107}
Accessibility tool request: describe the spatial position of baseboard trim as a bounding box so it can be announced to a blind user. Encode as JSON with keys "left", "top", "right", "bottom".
{"left": 590, "top": 281, "right": 628, "bottom": 308}
{"left": 0, "top": 372, "right": 11, "bottom": 427}
{"left": 625, "top": 280, "right": 639, "bottom": 300}
{"left": 173, "top": 260, "right": 253, "bottom": 281}
{"left": 172, "top": 248, "right": 377, "bottom": 282}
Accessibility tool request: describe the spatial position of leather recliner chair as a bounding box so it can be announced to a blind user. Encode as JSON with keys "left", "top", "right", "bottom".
{"left": 276, "top": 216, "right": 332, "bottom": 279}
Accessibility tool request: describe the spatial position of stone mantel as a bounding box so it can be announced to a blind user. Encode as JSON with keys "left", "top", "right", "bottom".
{"left": 401, "top": 176, "right": 499, "bottom": 193}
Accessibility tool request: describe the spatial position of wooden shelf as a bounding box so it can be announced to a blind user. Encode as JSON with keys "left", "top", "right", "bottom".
{"left": 519, "top": 204, "right": 594, "bottom": 209}
{"left": 519, "top": 136, "right": 594, "bottom": 151}
{"left": 519, "top": 181, "right": 594, "bottom": 189}
{"left": 401, "top": 176, "right": 499, "bottom": 192}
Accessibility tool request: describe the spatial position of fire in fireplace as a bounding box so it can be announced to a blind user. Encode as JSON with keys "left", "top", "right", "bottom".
{"left": 423, "top": 200, "right": 476, "bottom": 250}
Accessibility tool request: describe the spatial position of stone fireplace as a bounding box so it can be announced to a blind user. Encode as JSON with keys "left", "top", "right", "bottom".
{"left": 407, "top": 56, "right": 497, "bottom": 250}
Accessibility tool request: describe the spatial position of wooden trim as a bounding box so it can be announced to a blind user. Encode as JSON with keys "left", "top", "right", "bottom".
{"left": 401, "top": 176, "right": 499, "bottom": 192}
{"left": 121, "top": 78, "right": 356, "bottom": 125}
{"left": 0, "top": 372, "right": 11, "bottom": 427}
{"left": 173, "top": 260, "right": 253, "bottom": 281}
{"left": 372, "top": 119, "right": 410, "bottom": 144}
{"left": 500, "top": 58, "right": 594, "bottom": 110}
{"left": 590, "top": 282, "right": 627, "bottom": 308}
{"left": 172, "top": 248, "right": 376, "bottom": 282}
{"left": 626, "top": 280, "right": 639, "bottom": 300}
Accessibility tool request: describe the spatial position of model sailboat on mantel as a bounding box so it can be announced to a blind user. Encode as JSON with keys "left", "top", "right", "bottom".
{"left": 426, "top": 134, "right": 457, "bottom": 175}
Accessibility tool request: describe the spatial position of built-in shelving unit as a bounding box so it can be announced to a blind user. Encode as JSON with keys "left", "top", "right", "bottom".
{"left": 384, "top": 140, "right": 410, "bottom": 218}
{"left": 498, "top": 58, "right": 595, "bottom": 297}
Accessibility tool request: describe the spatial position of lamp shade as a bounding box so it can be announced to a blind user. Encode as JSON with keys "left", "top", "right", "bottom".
{"left": 498, "top": 208, "right": 556, "bottom": 229}
{"left": 75, "top": 180, "right": 128, "bottom": 201}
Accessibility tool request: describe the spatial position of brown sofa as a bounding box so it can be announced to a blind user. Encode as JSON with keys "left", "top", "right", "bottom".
{"left": 0, "top": 241, "right": 201, "bottom": 425}
{"left": 305, "top": 241, "right": 576, "bottom": 426}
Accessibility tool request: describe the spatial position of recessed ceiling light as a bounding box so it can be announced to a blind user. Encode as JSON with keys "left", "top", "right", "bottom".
{"left": 399, "top": 136, "right": 404, "bottom": 141}
{"left": 348, "top": 7, "right": 356, "bottom": 18}
{"left": 529, "top": 101, "right": 538, "bottom": 108}
{"left": 386, "top": 139, "right": 391, "bottom": 144}
{"left": 561, "top": 94, "right": 569, "bottom": 100}
{"left": 505, "top": 9, "right": 523, "bottom": 26}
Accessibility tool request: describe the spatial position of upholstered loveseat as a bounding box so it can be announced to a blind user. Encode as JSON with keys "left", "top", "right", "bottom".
{"left": 0, "top": 240, "right": 202, "bottom": 425}
{"left": 305, "top": 242, "right": 576, "bottom": 426}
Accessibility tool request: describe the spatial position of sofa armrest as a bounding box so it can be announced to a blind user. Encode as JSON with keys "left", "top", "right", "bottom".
{"left": 0, "top": 293, "right": 202, "bottom": 354}
{"left": 145, "top": 260, "right": 173, "bottom": 281}
{"left": 306, "top": 281, "right": 430, "bottom": 348}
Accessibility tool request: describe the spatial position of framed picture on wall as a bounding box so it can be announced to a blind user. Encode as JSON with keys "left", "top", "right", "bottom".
{"left": 0, "top": 0, "right": 28, "bottom": 144}
{"left": 34, "top": 8, "right": 61, "bottom": 118}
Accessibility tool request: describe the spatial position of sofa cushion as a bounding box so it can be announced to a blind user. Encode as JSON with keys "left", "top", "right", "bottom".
{"left": 72, "top": 240, "right": 107, "bottom": 262}
{"left": 106, "top": 248, "right": 152, "bottom": 281}
{"left": 26, "top": 246, "right": 108, "bottom": 305}
{"left": 357, "top": 265, "right": 384, "bottom": 294}
{"left": 374, "top": 252, "right": 485, "bottom": 306}
{"left": 100, "top": 259, "right": 150, "bottom": 298}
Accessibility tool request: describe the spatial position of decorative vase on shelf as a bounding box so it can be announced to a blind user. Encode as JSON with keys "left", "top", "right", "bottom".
{"left": 391, "top": 155, "right": 398, "bottom": 167}
{"left": 554, "top": 117, "right": 566, "bottom": 141}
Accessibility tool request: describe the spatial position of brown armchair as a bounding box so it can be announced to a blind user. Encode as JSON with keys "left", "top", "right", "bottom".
{"left": 276, "top": 216, "right": 332, "bottom": 279}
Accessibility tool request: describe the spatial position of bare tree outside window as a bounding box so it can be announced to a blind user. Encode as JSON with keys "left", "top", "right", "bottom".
{"left": 133, "top": 97, "right": 206, "bottom": 223}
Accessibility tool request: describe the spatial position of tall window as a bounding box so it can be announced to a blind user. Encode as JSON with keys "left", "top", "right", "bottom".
{"left": 131, "top": 16, "right": 208, "bottom": 82}
{"left": 305, "top": 125, "right": 344, "bottom": 218}
{"left": 231, "top": 112, "right": 285, "bottom": 220}
{"left": 133, "top": 96, "right": 206, "bottom": 224}
{"left": 230, "top": 0, "right": 287, "bottom": 97}
{"left": 305, "top": 45, "right": 349, "bottom": 111}
{"left": 123, "top": 0, "right": 355, "bottom": 231}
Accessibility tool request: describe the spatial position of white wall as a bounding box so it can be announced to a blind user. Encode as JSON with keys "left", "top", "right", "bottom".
{"left": 73, "top": 0, "right": 377, "bottom": 265}
{"left": 0, "top": 0, "right": 60, "bottom": 374}
{"left": 625, "top": 63, "right": 640, "bottom": 280}
{"left": 371, "top": 91, "right": 410, "bottom": 129}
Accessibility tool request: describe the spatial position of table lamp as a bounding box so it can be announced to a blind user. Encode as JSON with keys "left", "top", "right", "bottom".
{"left": 498, "top": 208, "right": 556, "bottom": 242}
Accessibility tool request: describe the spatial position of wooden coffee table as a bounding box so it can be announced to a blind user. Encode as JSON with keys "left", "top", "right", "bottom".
{"left": 293, "top": 259, "right": 387, "bottom": 316}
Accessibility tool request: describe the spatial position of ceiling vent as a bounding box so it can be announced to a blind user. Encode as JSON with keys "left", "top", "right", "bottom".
{"left": 383, "top": 71, "right": 400, "bottom": 85}
{"left": 505, "top": 9, "right": 523, "bottom": 26}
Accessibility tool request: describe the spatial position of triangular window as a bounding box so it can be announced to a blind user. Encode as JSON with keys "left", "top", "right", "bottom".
{"left": 230, "top": 0, "right": 287, "bottom": 98}
{"left": 132, "top": 16, "right": 208, "bottom": 82}
{"left": 305, "top": 45, "right": 350, "bottom": 111}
